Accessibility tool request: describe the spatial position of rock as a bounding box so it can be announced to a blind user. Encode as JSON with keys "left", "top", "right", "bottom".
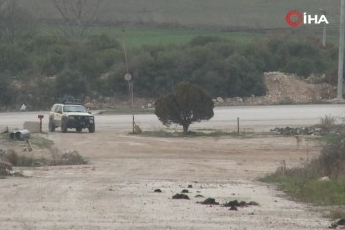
{"left": 336, "top": 218, "right": 345, "bottom": 225}
{"left": 229, "top": 206, "right": 238, "bottom": 211}
{"left": 247, "top": 201, "right": 259, "bottom": 206}
{"left": 223, "top": 200, "right": 239, "bottom": 207}
{"left": 172, "top": 193, "right": 189, "bottom": 200}
{"left": 84, "top": 102, "right": 98, "bottom": 110}
{"left": 0, "top": 160, "right": 12, "bottom": 173}
{"left": 154, "top": 189, "right": 162, "bottom": 193}
{"left": 1, "top": 126, "right": 9, "bottom": 134}
{"left": 134, "top": 124, "right": 142, "bottom": 134}
{"left": 319, "top": 176, "right": 330, "bottom": 182}
{"left": 216, "top": 97, "right": 224, "bottom": 103}
{"left": 201, "top": 198, "right": 219, "bottom": 205}
{"left": 187, "top": 184, "right": 193, "bottom": 188}
{"left": 195, "top": 194, "right": 204, "bottom": 198}
{"left": 147, "top": 103, "right": 152, "bottom": 108}
{"left": 181, "top": 189, "right": 189, "bottom": 193}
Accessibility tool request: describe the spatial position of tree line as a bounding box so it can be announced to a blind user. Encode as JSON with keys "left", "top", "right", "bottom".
{"left": 0, "top": 33, "right": 339, "bottom": 110}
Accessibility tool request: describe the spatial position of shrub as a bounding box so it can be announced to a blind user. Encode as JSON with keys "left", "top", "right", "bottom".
{"left": 55, "top": 68, "right": 87, "bottom": 98}
{"left": 155, "top": 82, "right": 214, "bottom": 133}
{"left": 320, "top": 115, "right": 336, "bottom": 133}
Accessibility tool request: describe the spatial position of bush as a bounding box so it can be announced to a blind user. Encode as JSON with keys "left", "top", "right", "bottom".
{"left": 155, "top": 82, "right": 214, "bottom": 133}
{"left": 3, "top": 149, "right": 88, "bottom": 167}
{"left": 320, "top": 115, "right": 337, "bottom": 133}
{"left": 55, "top": 68, "right": 88, "bottom": 98}
{"left": 0, "top": 71, "right": 15, "bottom": 105}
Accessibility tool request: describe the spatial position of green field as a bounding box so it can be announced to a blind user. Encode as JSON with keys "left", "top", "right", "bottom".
{"left": 20, "top": 0, "right": 341, "bottom": 47}
{"left": 21, "top": 0, "right": 340, "bottom": 29}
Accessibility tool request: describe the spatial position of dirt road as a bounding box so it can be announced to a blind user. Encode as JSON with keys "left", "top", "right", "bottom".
{"left": 0, "top": 127, "right": 329, "bottom": 230}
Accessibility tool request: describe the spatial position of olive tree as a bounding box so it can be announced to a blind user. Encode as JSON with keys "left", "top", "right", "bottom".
{"left": 155, "top": 82, "right": 214, "bottom": 134}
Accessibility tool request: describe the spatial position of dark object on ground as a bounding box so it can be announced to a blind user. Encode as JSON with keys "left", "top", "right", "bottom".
{"left": 223, "top": 200, "right": 240, "bottom": 207}
{"left": 330, "top": 218, "right": 345, "bottom": 228}
{"left": 0, "top": 160, "right": 12, "bottom": 173}
{"left": 154, "top": 189, "right": 162, "bottom": 193}
{"left": 223, "top": 200, "right": 259, "bottom": 207}
{"left": 271, "top": 126, "right": 322, "bottom": 136}
{"left": 188, "top": 184, "right": 193, "bottom": 188}
{"left": 229, "top": 206, "right": 238, "bottom": 211}
{"left": 181, "top": 189, "right": 189, "bottom": 193}
{"left": 172, "top": 193, "right": 190, "bottom": 200}
{"left": 336, "top": 219, "right": 345, "bottom": 225}
{"left": 201, "top": 197, "right": 219, "bottom": 205}
{"left": 10, "top": 130, "right": 31, "bottom": 141}
{"left": 195, "top": 194, "right": 204, "bottom": 198}
{"left": 248, "top": 201, "right": 259, "bottom": 206}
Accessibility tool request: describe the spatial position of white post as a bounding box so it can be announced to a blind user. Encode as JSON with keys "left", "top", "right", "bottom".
{"left": 338, "top": 0, "right": 345, "bottom": 100}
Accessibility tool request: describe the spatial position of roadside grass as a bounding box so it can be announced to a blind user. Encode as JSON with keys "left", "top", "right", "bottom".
{"left": 0, "top": 133, "right": 54, "bottom": 149}
{"left": 139, "top": 129, "right": 245, "bottom": 138}
{"left": 325, "top": 209, "right": 345, "bottom": 220}
{"left": 261, "top": 132, "right": 345, "bottom": 220}
{"left": 30, "top": 137, "right": 54, "bottom": 149}
{"left": 261, "top": 176, "right": 345, "bottom": 206}
{"left": 98, "top": 107, "right": 154, "bottom": 115}
{"left": 2, "top": 149, "right": 88, "bottom": 167}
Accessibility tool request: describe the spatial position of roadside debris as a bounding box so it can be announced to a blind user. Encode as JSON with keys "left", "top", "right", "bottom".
{"left": 172, "top": 193, "right": 190, "bottom": 200}
{"left": 1, "top": 126, "right": 9, "bottom": 134}
{"left": 329, "top": 218, "right": 345, "bottom": 229}
{"left": 200, "top": 197, "right": 219, "bottom": 205}
{"left": 9, "top": 130, "right": 31, "bottom": 141}
{"left": 271, "top": 126, "right": 322, "bottom": 136}
{"left": 0, "top": 160, "right": 12, "bottom": 173}
{"left": 223, "top": 200, "right": 259, "bottom": 211}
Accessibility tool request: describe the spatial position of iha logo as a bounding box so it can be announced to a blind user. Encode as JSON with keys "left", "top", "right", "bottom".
{"left": 286, "top": 10, "right": 329, "bottom": 27}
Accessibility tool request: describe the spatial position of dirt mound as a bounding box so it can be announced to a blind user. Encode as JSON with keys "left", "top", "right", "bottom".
{"left": 218, "top": 72, "right": 336, "bottom": 106}
{"left": 261, "top": 72, "right": 335, "bottom": 104}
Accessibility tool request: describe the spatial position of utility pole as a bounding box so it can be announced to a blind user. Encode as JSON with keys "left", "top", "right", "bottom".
{"left": 338, "top": 0, "right": 345, "bottom": 100}
{"left": 319, "top": 9, "right": 327, "bottom": 47}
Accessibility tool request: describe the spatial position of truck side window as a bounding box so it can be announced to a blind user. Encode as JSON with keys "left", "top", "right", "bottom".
{"left": 56, "top": 105, "right": 62, "bottom": 113}
{"left": 51, "top": 105, "right": 56, "bottom": 112}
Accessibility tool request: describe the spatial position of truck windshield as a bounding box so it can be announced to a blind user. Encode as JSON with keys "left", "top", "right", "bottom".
{"left": 63, "top": 105, "right": 86, "bottom": 113}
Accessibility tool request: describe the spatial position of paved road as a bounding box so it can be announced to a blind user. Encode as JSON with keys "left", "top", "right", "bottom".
{"left": 0, "top": 104, "right": 344, "bottom": 132}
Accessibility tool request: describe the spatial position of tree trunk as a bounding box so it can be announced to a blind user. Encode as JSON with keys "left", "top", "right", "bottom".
{"left": 183, "top": 124, "right": 189, "bottom": 134}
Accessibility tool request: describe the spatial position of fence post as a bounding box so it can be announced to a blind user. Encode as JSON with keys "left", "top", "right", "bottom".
{"left": 237, "top": 117, "right": 240, "bottom": 134}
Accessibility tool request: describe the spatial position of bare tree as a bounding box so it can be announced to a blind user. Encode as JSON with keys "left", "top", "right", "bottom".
{"left": 52, "top": 0, "right": 104, "bottom": 39}
{"left": 0, "top": 0, "right": 35, "bottom": 43}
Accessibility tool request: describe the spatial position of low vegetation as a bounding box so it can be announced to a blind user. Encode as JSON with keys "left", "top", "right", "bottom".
{"left": 0, "top": 33, "right": 339, "bottom": 110}
{"left": 261, "top": 133, "right": 345, "bottom": 219}
{"left": 2, "top": 148, "right": 88, "bottom": 167}
{"left": 141, "top": 129, "right": 241, "bottom": 138}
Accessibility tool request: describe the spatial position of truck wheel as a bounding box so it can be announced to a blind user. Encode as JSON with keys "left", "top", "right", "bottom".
{"left": 61, "top": 121, "right": 68, "bottom": 133}
{"left": 88, "top": 123, "right": 95, "bottom": 133}
{"left": 49, "top": 119, "right": 55, "bottom": 132}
